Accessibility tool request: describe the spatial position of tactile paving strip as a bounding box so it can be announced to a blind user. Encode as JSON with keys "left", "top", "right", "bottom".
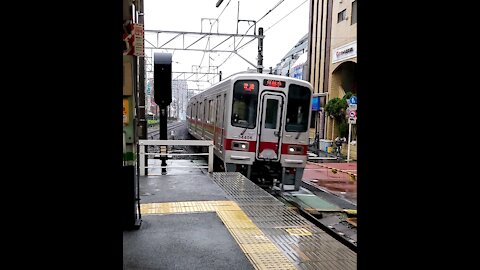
{"left": 211, "top": 172, "right": 357, "bottom": 269}
{"left": 140, "top": 200, "right": 296, "bottom": 270}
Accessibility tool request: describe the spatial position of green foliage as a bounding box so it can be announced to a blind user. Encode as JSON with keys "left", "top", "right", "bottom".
{"left": 325, "top": 97, "right": 347, "bottom": 120}
{"left": 338, "top": 121, "right": 348, "bottom": 138}
{"left": 325, "top": 92, "right": 356, "bottom": 138}
{"left": 343, "top": 91, "right": 354, "bottom": 100}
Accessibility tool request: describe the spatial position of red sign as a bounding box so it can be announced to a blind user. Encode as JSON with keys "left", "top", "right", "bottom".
{"left": 349, "top": 110, "right": 356, "bottom": 118}
{"left": 243, "top": 83, "right": 255, "bottom": 91}
{"left": 123, "top": 23, "right": 144, "bottom": 56}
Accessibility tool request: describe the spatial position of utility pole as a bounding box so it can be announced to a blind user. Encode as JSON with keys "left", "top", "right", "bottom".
{"left": 137, "top": 4, "right": 147, "bottom": 175}
{"left": 257, "top": 27, "right": 263, "bottom": 73}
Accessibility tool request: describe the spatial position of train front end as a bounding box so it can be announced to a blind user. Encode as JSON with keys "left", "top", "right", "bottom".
{"left": 224, "top": 74, "right": 312, "bottom": 191}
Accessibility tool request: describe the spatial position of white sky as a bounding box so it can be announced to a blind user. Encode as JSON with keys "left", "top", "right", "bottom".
{"left": 144, "top": 0, "right": 309, "bottom": 90}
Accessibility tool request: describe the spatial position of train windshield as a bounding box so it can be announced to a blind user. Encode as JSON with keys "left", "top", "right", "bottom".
{"left": 231, "top": 80, "right": 259, "bottom": 128}
{"left": 286, "top": 84, "right": 311, "bottom": 132}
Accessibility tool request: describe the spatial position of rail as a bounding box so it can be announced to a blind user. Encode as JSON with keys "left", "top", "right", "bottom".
{"left": 138, "top": 139, "right": 214, "bottom": 176}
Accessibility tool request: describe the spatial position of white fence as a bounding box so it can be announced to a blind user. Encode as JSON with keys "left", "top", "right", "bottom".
{"left": 138, "top": 140, "right": 214, "bottom": 176}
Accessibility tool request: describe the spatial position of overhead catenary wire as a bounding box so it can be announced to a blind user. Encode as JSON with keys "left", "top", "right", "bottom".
{"left": 265, "top": 0, "right": 308, "bottom": 33}
{"left": 217, "top": 0, "right": 287, "bottom": 70}
{"left": 232, "top": 0, "right": 308, "bottom": 52}
{"left": 198, "top": 0, "right": 232, "bottom": 68}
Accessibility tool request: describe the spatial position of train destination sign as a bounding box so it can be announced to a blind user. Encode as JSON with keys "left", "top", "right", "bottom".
{"left": 263, "top": 79, "right": 285, "bottom": 88}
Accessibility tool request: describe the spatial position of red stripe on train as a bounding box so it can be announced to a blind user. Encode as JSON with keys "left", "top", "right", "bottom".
{"left": 281, "top": 143, "right": 308, "bottom": 155}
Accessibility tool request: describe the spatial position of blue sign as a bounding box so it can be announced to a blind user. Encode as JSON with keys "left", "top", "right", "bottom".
{"left": 293, "top": 66, "right": 303, "bottom": 80}
{"left": 312, "top": 96, "right": 320, "bottom": 111}
{"left": 349, "top": 96, "right": 357, "bottom": 104}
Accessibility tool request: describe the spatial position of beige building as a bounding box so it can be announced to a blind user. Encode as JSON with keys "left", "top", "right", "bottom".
{"left": 308, "top": 0, "right": 357, "bottom": 158}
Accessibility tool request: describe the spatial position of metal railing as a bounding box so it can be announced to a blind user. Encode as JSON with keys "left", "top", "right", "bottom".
{"left": 138, "top": 140, "right": 214, "bottom": 176}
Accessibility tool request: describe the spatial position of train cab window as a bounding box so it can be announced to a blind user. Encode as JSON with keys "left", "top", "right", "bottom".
{"left": 231, "top": 80, "right": 259, "bottom": 128}
{"left": 286, "top": 84, "right": 311, "bottom": 132}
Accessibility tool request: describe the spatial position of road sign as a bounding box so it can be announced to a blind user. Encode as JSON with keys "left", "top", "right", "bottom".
{"left": 349, "top": 96, "right": 357, "bottom": 105}
{"left": 348, "top": 109, "right": 356, "bottom": 124}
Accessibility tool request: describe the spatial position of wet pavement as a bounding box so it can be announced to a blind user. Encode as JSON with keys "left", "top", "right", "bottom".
{"left": 302, "top": 160, "right": 357, "bottom": 205}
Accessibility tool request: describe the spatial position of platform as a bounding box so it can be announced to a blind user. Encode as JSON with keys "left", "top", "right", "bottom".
{"left": 123, "top": 159, "right": 357, "bottom": 269}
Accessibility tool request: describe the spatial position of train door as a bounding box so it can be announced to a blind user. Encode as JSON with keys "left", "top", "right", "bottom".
{"left": 221, "top": 93, "right": 226, "bottom": 150}
{"left": 195, "top": 101, "right": 200, "bottom": 134}
{"left": 215, "top": 94, "right": 222, "bottom": 151}
{"left": 202, "top": 98, "right": 207, "bottom": 138}
{"left": 256, "top": 92, "right": 284, "bottom": 161}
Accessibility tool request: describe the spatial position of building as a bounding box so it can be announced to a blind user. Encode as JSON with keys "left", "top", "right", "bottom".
{"left": 273, "top": 34, "right": 309, "bottom": 79}
{"left": 171, "top": 79, "right": 188, "bottom": 120}
{"left": 308, "top": 0, "right": 357, "bottom": 157}
{"left": 272, "top": 34, "right": 314, "bottom": 139}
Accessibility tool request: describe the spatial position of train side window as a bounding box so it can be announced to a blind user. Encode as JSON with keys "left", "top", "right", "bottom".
{"left": 210, "top": 99, "right": 215, "bottom": 123}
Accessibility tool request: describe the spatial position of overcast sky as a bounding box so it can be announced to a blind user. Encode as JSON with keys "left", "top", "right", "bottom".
{"left": 144, "top": 0, "right": 309, "bottom": 90}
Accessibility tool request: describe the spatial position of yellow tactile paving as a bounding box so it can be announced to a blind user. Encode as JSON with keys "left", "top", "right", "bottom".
{"left": 141, "top": 200, "right": 297, "bottom": 270}
{"left": 239, "top": 243, "right": 281, "bottom": 253}
{"left": 285, "top": 228, "right": 313, "bottom": 236}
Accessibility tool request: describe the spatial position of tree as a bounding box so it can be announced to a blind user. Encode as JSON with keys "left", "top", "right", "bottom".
{"left": 324, "top": 92, "right": 355, "bottom": 138}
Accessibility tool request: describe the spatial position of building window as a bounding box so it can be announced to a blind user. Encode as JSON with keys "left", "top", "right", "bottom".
{"left": 337, "top": 9, "right": 347, "bottom": 23}
{"left": 351, "top": 1, "right": 357, "bottom": 24}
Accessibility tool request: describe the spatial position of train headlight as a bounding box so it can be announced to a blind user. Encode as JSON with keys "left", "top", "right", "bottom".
{"left": 232, "top": 141, "right": 249, "bottom": 151}
{"left": 288, "top": 145, "right": 304, "bottom": 154}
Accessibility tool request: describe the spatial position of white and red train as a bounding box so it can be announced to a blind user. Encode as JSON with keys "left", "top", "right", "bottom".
{"left": 186, "top": 73, "right": 312, "bottom": 191}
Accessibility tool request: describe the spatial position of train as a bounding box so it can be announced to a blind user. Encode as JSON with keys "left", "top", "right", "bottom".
{"left": 186, "top": 72, "right": 312, "bottom": 191}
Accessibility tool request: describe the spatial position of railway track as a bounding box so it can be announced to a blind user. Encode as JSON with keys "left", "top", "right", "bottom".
{"left": 147, "top": 121, "right": 185, "bottom": 139}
